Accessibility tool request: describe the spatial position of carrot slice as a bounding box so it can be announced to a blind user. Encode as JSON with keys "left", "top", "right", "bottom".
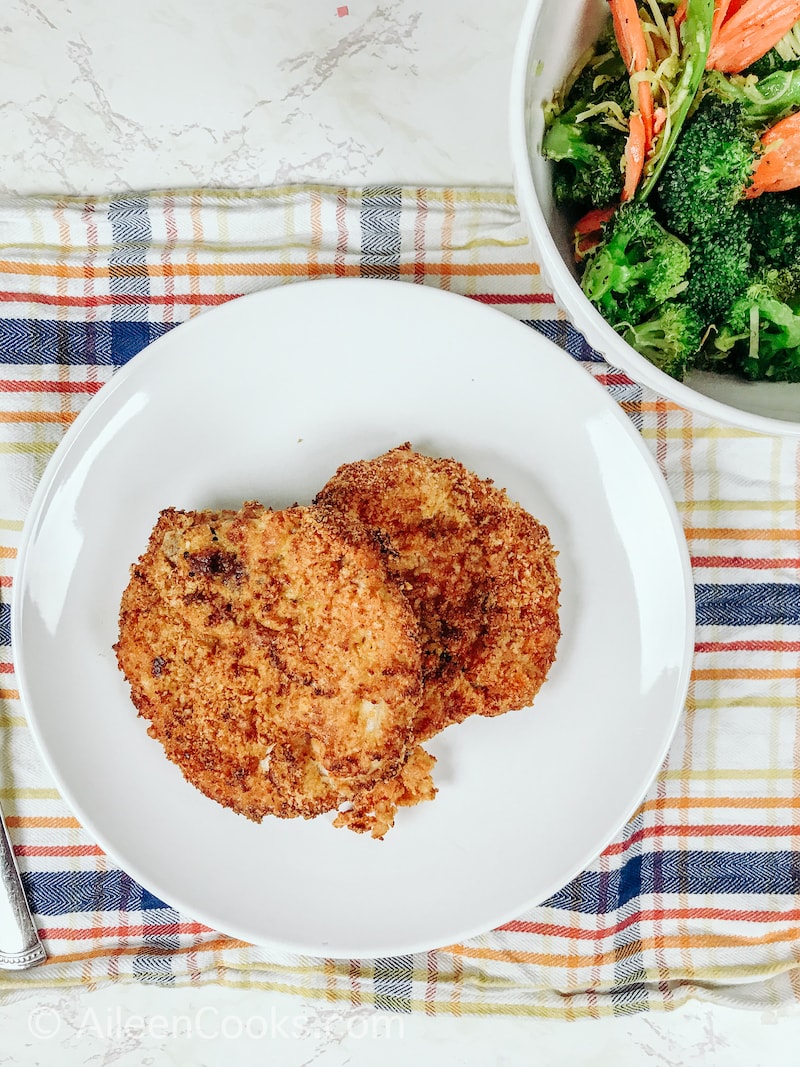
{"left": 608, "top": 0, "right": 655, "bottom": 148}
{"left": 621, "top": 112, "right": 647, "bottom": 200}
{"left": 723, "top": 0, "right": 748, "bottom": 18}
{"left": 574, "top": 205, "right": 618, "bottom": 260}
{"left": 746, "top": 111, "right": 800, "bottom": 196}
{"left": 673, "top": 0, "right": 688, "bottom": 26}
{"left": 706, "top": 0, "right": 800, "bottom": 73}
{"left": 708, "top": 0, "right": 732, "bottom": 52}
{"left": 637, "top": 81, "right": 655, "bottom": 151}
{"left": 574, "top": 205, "right": 617, "bottom": 235}
{"left": 609, "top": 0, "right": 649, "bottom": 70}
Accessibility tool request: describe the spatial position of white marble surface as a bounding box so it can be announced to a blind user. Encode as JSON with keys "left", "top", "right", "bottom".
{"left": 3, "top": 0, "right": 800, "bottom": 1062}
{"left": 1, "top": 983, "right": 800, "bottom": 1065}
{"left": 0, "top": 0, "right": 521, "bottom": 194}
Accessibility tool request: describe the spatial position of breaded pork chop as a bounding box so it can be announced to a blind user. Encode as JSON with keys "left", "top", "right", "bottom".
{"left": 316, "top": 445, "right": 561, "bottom": 740}
{"left": 114, "top": 502, "right": 434, "bottom": 835}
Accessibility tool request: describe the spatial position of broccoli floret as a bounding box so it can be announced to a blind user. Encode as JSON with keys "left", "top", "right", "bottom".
{"left": 684, "top": 210, "right": 753, "bottom": 322}
{"left": 712, "top": 268, "right": 800, "bottom": 380}
{"left": 543, "top": 45, "right": 630, "bottom": 210}
{"left": 654, "top": 97, "right": 759, "bottom": 236}
{"left": 706, "top": 68, "right": 800, "bottom": 126}
{"left": 622, "top": 302, "right": 704, "bottom": 379}
{"left": 746, "top": 50, "right": 800, "bottom": 79}
{"left": 639, "top": 0, "right": 716, "bottom": 199}
{"left": 745, "top": 190, "right": 800, "bottom": 268}
{"left": 569, "top": 49, "right": 632, "bottom": 114}
{"left": 706, "top": 69, "right": 800, "bottom": 125}
{"left": 580, "top": 202, "right": 691, "bottom": 325}
{"left": 745, "top": 22, "right": 800, "bottom": 79}
{"left": 545, "top": 112, "right": 626, "bottom": 210}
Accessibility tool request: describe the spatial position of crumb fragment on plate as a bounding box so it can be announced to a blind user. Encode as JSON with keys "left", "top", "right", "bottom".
{"left": 333, "top": 745, "right": 437, "bottom": 839}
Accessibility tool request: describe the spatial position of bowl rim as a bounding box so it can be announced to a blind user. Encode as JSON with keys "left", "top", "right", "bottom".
{"left": 508, "top": 0, "right": 800, "bottom": 438}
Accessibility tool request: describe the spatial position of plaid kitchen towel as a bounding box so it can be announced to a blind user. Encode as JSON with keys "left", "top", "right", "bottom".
{"left": 1, "top": 186, "right": 800, "bottom": 1018}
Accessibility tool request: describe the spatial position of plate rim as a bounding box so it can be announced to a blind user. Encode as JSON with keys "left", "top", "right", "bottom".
{"left": 11, "top": 278, "right": 696, "bottom": 957}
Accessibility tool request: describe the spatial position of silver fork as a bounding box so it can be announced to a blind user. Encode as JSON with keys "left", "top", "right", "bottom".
{"left": 0, "top": 800, "right": 45, "bottom": 968}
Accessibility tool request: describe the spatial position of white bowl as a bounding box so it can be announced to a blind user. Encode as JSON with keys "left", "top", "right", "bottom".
{"left": 509, "top": 0, "right": 800, "bottom": 435}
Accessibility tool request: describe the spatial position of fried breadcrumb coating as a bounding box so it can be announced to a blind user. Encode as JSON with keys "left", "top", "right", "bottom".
{"left": 116, "top": 445, "right": 560, "bottom": 839}
{"left": 115, "top": 502, "right": 434, "bottom": 837}
{"left": 316, "top": 445, "right": 561, "bottom": 740}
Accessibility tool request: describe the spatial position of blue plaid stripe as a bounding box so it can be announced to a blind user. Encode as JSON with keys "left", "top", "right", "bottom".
{"left": 23, "top": 871, "right": 168, "bottom": 916}
{"left": 374, "top": 955, "right": 414, "bottom": 1012}
{"left": 0, "top": 319, "right": 173, "bottom": 366}
{"left": 545, "top": 850, "right": 800, "bottom": 912}
{"left": 108, "top": 196, "right": 153, "bottom": 323}
{"left": 696, "top": 584, "right": 800, "bottom": 626}
{"left": 360, "top": 187, "right": 402, "bottom": 279}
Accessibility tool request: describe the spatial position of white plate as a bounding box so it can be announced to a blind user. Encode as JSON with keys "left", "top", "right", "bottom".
{"left": 13, "top": 279, "right": 694, "bottom": 958}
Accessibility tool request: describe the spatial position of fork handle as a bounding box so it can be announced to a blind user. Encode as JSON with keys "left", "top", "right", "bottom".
{"left": 0, "top": 802, "right": 46, "bottom": 969}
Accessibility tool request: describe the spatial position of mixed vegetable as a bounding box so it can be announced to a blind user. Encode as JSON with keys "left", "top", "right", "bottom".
{"left": 543, "top": 0, "right": 800, "bottom": 381}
